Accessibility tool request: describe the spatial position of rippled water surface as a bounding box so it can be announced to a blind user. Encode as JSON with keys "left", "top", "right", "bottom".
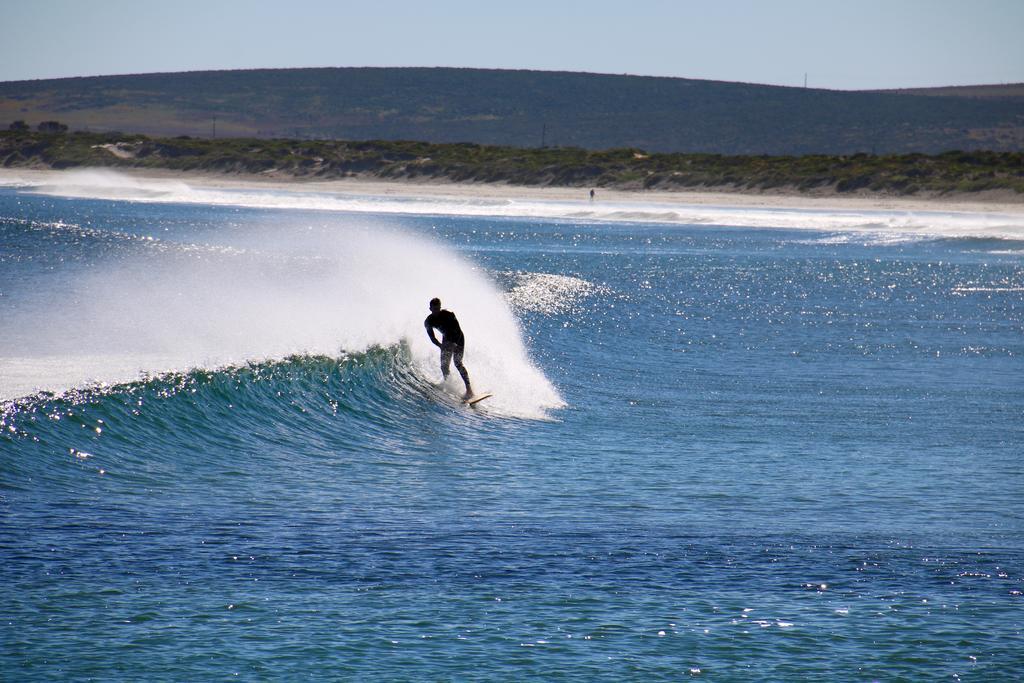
{"left": 2, "top": 186, "right": 1023, "bottom": 680}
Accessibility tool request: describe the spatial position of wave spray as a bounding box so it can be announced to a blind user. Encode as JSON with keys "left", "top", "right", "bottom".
{"left": 1, "top": 213, "right": 564, "bottom": 418}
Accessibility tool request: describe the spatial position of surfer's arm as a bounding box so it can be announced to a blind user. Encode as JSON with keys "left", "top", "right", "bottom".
{"left": 424, "top": 320, "right": 441, "bottom": 347}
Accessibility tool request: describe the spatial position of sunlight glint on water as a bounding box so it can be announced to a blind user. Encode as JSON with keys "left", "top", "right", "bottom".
{"left": 1, "top": 182, "right": 1022, "bottom": 680}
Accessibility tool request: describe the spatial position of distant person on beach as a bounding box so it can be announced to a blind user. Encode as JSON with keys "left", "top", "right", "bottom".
{"left": 590, "top": 188, "right": 595, "bottom": 201}
{"left": 424, "top": 297, "right": 473, "bottom": 399}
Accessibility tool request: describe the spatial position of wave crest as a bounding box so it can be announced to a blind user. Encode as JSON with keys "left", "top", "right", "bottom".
{"left": 1, "top": 211, "right": 564, "bottom": 419}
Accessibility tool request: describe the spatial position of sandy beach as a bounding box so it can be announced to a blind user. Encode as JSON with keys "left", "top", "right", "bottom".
{"left": 3, "top": 166, "right": 1022, "bottom": 217}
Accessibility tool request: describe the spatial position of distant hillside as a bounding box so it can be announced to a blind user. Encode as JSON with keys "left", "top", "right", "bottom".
{"left": 2, "top": 68, "right": 1022, "bottom": 155}
{"left": 873, "top": 83, "right": 1024, "bottom": 99}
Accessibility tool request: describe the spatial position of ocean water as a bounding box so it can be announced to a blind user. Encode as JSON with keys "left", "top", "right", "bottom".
{"left": 1, "top": 174, "right": 1023, "bottom": 680}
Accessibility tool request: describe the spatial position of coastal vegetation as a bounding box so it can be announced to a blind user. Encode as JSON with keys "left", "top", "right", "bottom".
{"left": 2, "top": 129, "right": 1022, "bottom": 197}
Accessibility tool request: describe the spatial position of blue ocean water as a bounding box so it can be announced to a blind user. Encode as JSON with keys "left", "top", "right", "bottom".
{"left": 1, "top": 180, "right": 1023, "bottom": 679}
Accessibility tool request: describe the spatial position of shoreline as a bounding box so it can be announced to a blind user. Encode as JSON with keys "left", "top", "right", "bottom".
{"left": 2, "top": 166, "right": 1023, "bottom": 217}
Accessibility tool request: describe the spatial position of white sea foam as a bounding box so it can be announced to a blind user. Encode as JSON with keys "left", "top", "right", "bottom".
{"left": 0, "top": 213, "right": 565, "bottom": 418}
{"left": 9, "top": 168, "right": 1024, "bottom": 241}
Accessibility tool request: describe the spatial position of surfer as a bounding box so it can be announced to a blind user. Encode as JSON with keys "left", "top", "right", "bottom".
{"left": 424, "top": 297, "right": 473, "bottom": 399}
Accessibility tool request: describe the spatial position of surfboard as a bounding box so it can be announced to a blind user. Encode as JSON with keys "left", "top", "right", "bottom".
{"left": 464, "top": 392, "right": 493, "bottom": 407}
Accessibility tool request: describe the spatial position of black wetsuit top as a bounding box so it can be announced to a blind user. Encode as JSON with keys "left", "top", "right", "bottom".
{"left": 425, "top": 309, "right": 465, "bottom": 346}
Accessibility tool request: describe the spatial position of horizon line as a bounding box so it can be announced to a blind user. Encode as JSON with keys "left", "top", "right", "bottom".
{"left": 2, "top": 65, "right": 1020, "bottom": 94}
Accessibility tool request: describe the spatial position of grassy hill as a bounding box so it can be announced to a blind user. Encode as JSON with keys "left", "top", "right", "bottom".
{"left": 3, "top": 130, "right": 1021, "bottom": 198}
{"left": 2, "top": 68, "right": 1023, "bottom": 155}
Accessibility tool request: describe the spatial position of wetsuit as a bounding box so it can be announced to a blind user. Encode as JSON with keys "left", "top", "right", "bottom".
{"left": 424, "top": 309, "right": 471, "bottom": 390}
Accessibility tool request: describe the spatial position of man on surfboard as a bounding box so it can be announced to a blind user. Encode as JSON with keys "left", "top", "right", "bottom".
{"left": 425, "top": 297, "right": 473, "bottom": 399}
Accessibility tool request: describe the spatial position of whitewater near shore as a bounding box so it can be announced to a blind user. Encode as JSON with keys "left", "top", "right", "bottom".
{"left": 2, "top": 167, "right": 1023, "bottom": 241}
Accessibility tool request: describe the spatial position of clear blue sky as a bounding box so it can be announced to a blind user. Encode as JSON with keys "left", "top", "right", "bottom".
{"left": 2, "top": 0, "right": 1022, "bottom": 89}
